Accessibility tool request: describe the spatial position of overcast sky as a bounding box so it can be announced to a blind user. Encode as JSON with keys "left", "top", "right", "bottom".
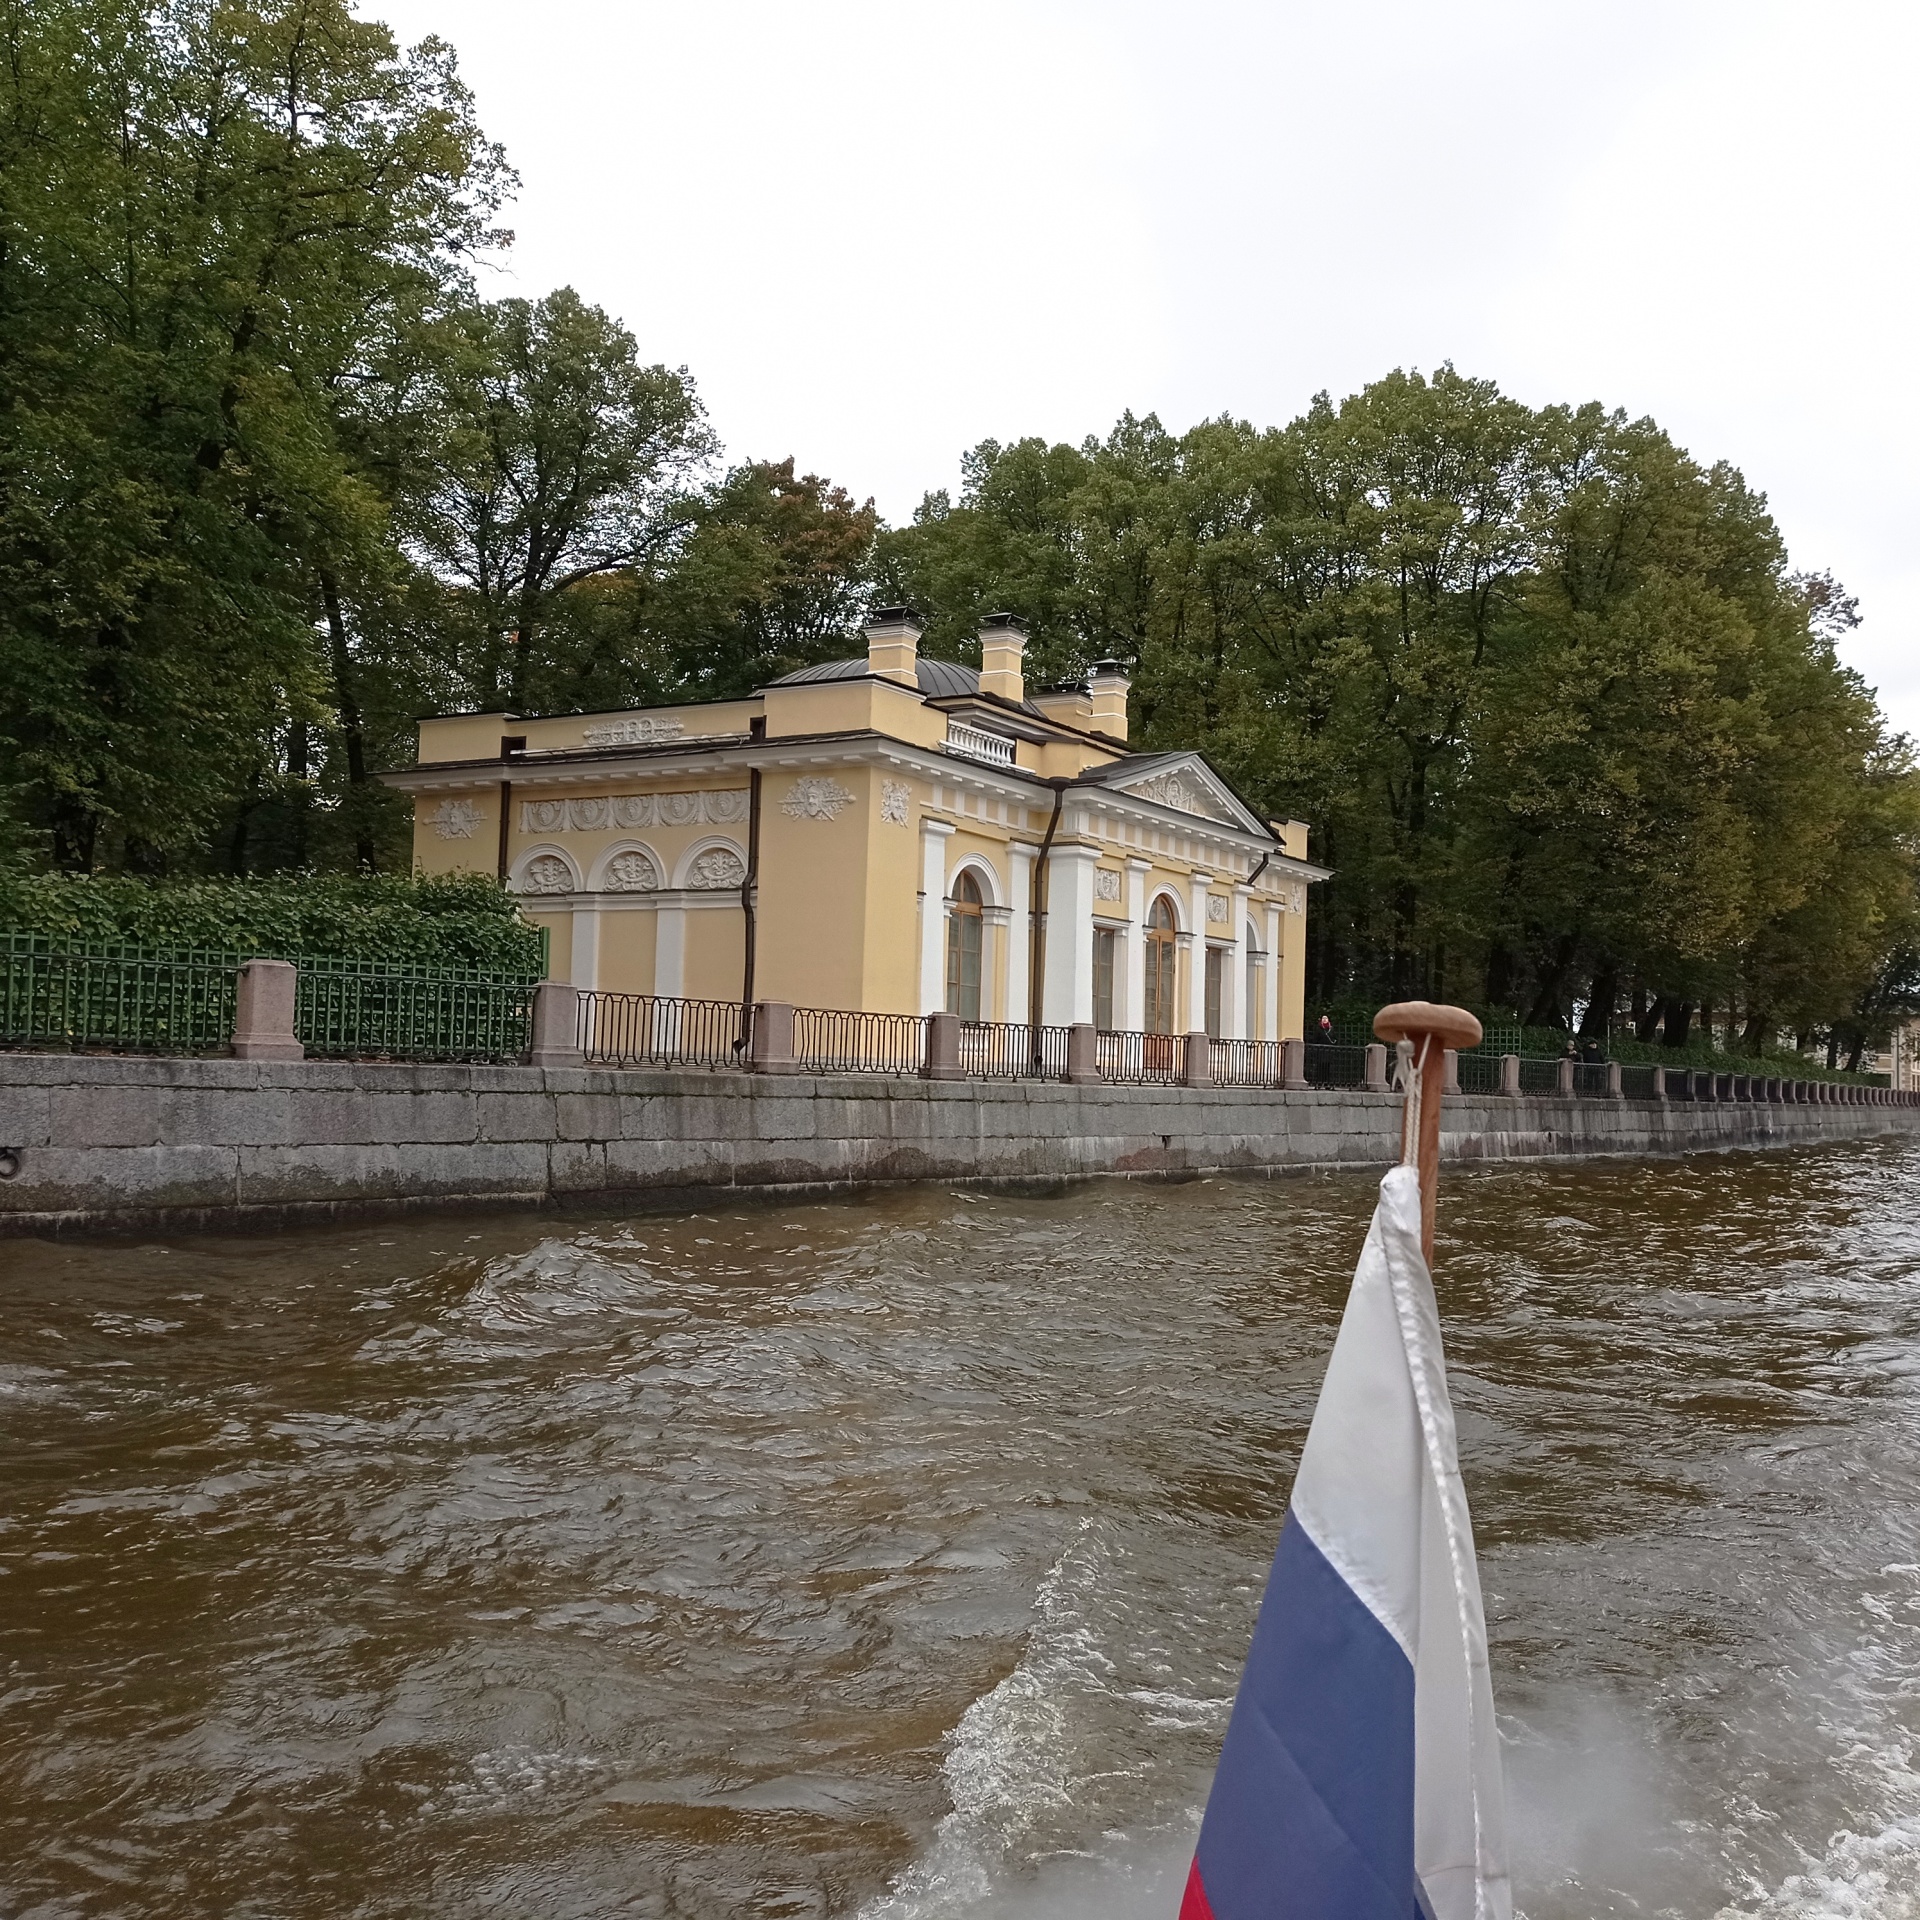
{"left": 373, "top": 0, "right": 1920, "bottom": 731}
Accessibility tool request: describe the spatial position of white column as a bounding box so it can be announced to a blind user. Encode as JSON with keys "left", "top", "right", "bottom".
{"left": 1122, "top": 858, "right": 1151, "bottom": 1032}
{"left": 1187, "top": 871, "right": 1213, "bottom": 1033}
{"left": 654, "top": 903, "right": 686, "bottom": 999}
{"left": 1007, "top": 843, "right": 1035, "bottom": 1028}
{"left": 917, "top": 820, "right": 955, "bottom": 1014}
{"left": 1042, "top": 843, "right": 1099, "bottom": 1027}
{"left": 1262, "top": 900, "right": 1283, "bottom": 1042}
{"left": 1225, "top": 884, "right": 1252, "bottom": 1039}
{"left": 569, "top": 904, "right": 601, "bottom": 992}
{"left": 983, "top": 908, "right": 1011, "bottom": 1022}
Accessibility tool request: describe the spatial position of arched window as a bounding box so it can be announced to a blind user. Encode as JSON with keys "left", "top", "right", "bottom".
{"left": 946, "top": 870, "right": 984, "bottom": 1021}
{"left": 1144, "top": 895, "right": 1179, "bottom": 1035}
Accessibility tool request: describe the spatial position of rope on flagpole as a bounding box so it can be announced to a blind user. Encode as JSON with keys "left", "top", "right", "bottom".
{"left": 1374, "top": 1002, "right": 1483, "bottom": 1263}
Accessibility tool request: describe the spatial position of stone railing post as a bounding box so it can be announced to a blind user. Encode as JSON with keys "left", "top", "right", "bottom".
{"left": 1651, "top": 1065, "right": 1667, "bottom": 1100}
{"left": 232, "top": 958, "right": 303, "bottom": 1062}
{"left": 1363, "top": 1041, "right": 1389, "bottom": 1093}
{"left": 923, "top": 1009, "right": 964, "bottom": 1080}
{"left": 1281, "top": 1036, "right": 1308, "bottom": 1091}
{"left": 1182, "top": 1030, "right": 1213, "bottom": 1087}
{"left": 1556, "top": 1056, "right": 1575, "bottom": 1096}
{"left": 1500, "top": 1053, "right": 1521, "bottom": 1097}
{"left": 1066, "top": 1022, "right": 1101, "bottom": 1084}
{"left": 750, "top": 1000, "right": 799, "bottom": 1074}
{"left": 1606, "top": 1060, "right": 1623, "bottom": 1098}
{"left": 1442, "top": 1047, "right": 1461, "bottom": 1095}
{"left": 527, "top": 979, "right": 583, "bottom": 1068}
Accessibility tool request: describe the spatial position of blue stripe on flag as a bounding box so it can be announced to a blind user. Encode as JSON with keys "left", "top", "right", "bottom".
{"left": 1192, "top": 1514, "right": 1416, "bottom": 1919}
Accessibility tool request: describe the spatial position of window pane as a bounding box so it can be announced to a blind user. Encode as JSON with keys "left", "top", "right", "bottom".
{"left": 1092, "top": 928, "right": 1116, "bottom": 1031}
{"left": 1205, "top": 947, "right": 1223, "bottom": 1039}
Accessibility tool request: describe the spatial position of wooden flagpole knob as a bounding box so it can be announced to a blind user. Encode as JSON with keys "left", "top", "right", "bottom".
{"left": 1373, "top": 1001, "right": 1483, "bottom": 1051}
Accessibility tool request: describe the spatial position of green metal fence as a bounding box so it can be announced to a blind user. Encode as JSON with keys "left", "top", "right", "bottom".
{"left": 296, "top": 958, "right": 536, "bottom": 1063}
{"left": 0, "top": 937, "right": 239, "bottom": 1053}
{"left": 0, "top": 934, "right": 537, "bottom": 1062}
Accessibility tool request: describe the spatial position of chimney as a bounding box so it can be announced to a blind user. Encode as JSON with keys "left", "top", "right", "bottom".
{"left": 865, "top": 607, "right": 922, "bottom": 687}
{"left": 1088, "top": 659, "right": 1130, "bottom": 740}
{"left": 978, "top": 613, "right": 1026, "bottom": 705}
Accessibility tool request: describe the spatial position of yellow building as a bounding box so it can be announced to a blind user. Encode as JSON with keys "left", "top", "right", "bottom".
{"left": 388, "top": 612, "right": 1327, "bottom": 1040}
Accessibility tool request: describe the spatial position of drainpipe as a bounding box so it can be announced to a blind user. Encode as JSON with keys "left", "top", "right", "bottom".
{"left": 737, "top": 765, "right": 762, "bottom": 1057}
{"left": 1028, "top": 778, "right": 1070, "bottom": 1034}
{"left": 496, "top": 733, "right": 525, "bottom": 881}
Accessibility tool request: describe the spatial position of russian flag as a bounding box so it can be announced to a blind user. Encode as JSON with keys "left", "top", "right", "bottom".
{"left": 1182, "top": 1165, "right": 1511, "bottom": 1920}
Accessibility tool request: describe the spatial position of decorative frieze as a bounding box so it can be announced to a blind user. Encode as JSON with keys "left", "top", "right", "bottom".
{"left": 582, "top": 716, "right": 685, "bottom": 747}
{"left": 431, "top": 798, "right": 482, "bottom": 840}
{"left": 1125, "top": 770, "right": 1232, "bottom": 822}
{"left": 782, "top": 776, "right": 855, "bottom": 821}
{"left": 520, "top": 790, "right": 750, "bottom": 833}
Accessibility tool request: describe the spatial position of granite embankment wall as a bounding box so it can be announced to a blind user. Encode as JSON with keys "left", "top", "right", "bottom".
{"left": 2, "top": 1052, "right": 1917, "bottom": 1236}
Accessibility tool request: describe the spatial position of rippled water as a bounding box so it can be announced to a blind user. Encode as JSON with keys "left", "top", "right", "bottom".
{"left": 5, "top": 1141, "right": 1920, "bottom": 1918}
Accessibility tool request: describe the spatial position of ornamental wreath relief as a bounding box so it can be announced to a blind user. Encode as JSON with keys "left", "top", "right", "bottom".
{"left": 781, "top": 776, "right": 854, "bottom": 821}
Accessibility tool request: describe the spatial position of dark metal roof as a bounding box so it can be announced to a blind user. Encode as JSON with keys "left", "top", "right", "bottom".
{"left": 766, "top": 655, "right": 985, "bottom": 699}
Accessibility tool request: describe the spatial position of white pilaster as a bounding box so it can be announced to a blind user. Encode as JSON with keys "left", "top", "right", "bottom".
{"left": 1224, "top": 885, "right": 1252, "bottom": 1039}
{"left": 1123, "top": 858, "right": 1151, "bottom": 1032}
{"left": 1262, "top": 900, "right": 1283, "bottom": 1042}
{"left": 917, "top": 820, "right": 956, "bottom": 1014}
{"left": 1042, "top": 843, "right": 1099, "bottom": 1027}
{"left": 654, "top": 904, "right": 686, "bottom": 999}
{"left": 1187, "top": 871, "right": 1213, "bottom": 1033}
{"left": 569, "top": 904, "right": 601, "bottom": 992}
{"left": 1007, "top": 843, "right": 1036, "bottom": 1028}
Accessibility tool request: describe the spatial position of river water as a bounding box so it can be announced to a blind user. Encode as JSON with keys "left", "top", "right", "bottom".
{"left": 4, "top": 1141, "right": 1920, "bottom": 1918}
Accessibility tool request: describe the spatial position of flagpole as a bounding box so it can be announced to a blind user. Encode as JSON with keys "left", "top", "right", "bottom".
{"left": 1373, "top": 1000, "right": 1483, "bottom": 1262}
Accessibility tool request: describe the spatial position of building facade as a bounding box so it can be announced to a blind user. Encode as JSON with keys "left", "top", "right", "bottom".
{"left": 388, "top": 612, "right": 1327, "bottom": 1039}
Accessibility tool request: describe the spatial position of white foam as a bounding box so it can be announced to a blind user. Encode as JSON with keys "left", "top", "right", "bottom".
{"left": 1715, "top": 1816, "right": 1920, "bottom": 1919}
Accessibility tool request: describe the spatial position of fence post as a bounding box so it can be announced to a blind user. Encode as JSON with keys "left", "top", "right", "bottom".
{"left": 1182, "top": 1030, "right": 1214, "bottom": 1087}
{"left": 1606, "top": 1060, "right": 1623, "bottom": 1099}
{"left": 1500, "top": 1053, "right": 1521, "bottom": 1098}
{"left": 750, "top": 1000, "right": 799, "bottom": 1074}
{"left": 1363, "top": 1041, "right": 1389, "bottom": 1093}
{"left": 1281, "top": 1036, "right": 1308, "bottom": 1091}
{"left": 1556, "top": 1056, "right": 1575, "bottom": 1096}
{"left": 1651, "top": 1065, "right": 1667, "bottom": 1101}
{"left": 1442, "top": 1047, "right": 1461, "bottom": 1095}
{"left": 232, "top": 959, "right": 303, "bottom": 1062}
{"left": 1066, "top": 1022, "right": 1101, "bottom": 1084}
{"left": 923, "top": 1010, "right": 965, "bottom": 1081}
{"left": 527, "top": 980, "right": 583, "bottom": 1068}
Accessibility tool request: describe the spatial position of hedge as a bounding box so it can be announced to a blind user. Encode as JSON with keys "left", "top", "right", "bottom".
{"left": 0, "top": 872, "right": 546, "bottom": 976}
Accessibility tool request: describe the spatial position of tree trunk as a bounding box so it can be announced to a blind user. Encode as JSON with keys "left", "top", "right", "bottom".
{"left": 1741, "top": 1006, "right": 1768, "bottom": 1055}
{"left": 1580, "top": 965, "right": 1617, "bottom": 1040}
{"left": 319, "top": 572, "right": 378, "bottom": 872}
{"left": 1847, "top": 1032, "right": 1867, "bottom": 1074}
{"left": 1525, "top": 933, "right": 1577, "bottom": 1028}
{"left": 1637, "top": 994, "right": 1667, "bottom": 1045}
{"left": 1662, "top": 1000, "right": 1695, "bottom": 1049}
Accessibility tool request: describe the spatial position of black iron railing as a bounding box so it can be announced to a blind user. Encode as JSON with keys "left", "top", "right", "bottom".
{"left": 957, "top": 1021, "right": 1073, "bottom": 1080}
{"left": 1303, "top": 1042, "right": 1369, "bottom": 1089}
{"left": 793, "top": 1007, "right": 926, "bottom": 1074}
{"left": 579, "top": 991, "right": 751, "bottom": 1070}
{"left": 1097, "top": 1028, "right": 1183, "bottom": 1085}
{"left": 1211, "top": 1038, "right": 1284, "bottom": 1087}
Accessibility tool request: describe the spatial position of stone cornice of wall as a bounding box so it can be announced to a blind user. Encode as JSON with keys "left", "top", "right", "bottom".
{"left": 3, "top": 1051, "right": 1916, "bottom": 1237}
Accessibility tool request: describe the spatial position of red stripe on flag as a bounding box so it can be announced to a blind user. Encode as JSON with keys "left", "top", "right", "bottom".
{"left": 1179, "top": 1858, "right": 1216, "bottom": 1920}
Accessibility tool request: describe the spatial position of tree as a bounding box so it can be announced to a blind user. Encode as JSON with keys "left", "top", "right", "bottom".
{"left": 0, "top": 0, "right": 509, "bottom": 869}
{"left": 401, "top": 287, "right": 715, "bottom": 715}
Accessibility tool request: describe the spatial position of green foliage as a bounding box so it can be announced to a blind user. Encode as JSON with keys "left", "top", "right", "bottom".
{"left": 0, "top": 0, "right": 511, "bottom": 871}
{"left": 882, "top": 371, "right": 1920, "bottom": 1050}
{"left": 0, "top": 872, "right": 544, "bottom": 973}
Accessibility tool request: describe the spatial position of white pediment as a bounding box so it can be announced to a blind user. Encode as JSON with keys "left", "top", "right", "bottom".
{"left": 1115, "top": 758, "right": 1256, "bottom": 830}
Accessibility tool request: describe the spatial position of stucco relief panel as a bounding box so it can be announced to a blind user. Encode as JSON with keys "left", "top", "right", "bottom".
{"left": 782, "top": 776, "right": 855, "bottom": 821}
{"left": 519, "top": 853, "right": 575, "bottom": 895}
{"left": 432, "top": 798, "right": 482, "bottom": 840}
{"left": 686, "top": 847, "right": 747, "bottom": 890}
{"left": 603, "top": 850, "right": 661, "bottom": 892}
